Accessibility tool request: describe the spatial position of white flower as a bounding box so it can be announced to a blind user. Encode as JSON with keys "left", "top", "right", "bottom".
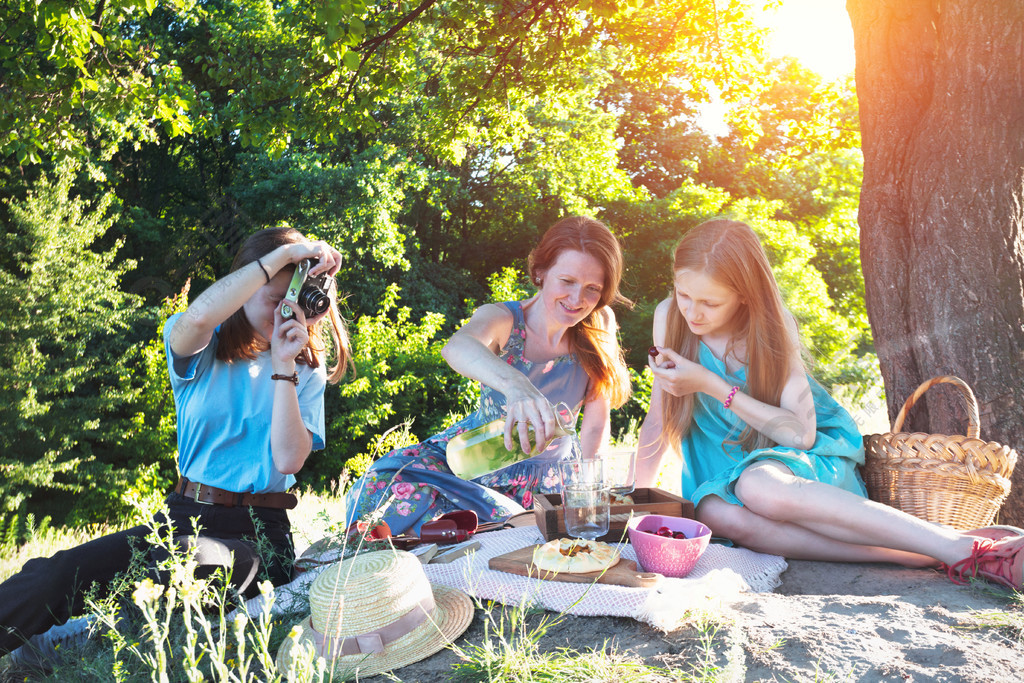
{"left": 132, "top": 578, "right": 165, "bottom": 606}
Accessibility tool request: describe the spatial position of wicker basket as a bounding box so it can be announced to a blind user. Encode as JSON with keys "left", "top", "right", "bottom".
{"left": 863, "top": 375, "right": 1017, "bottom": 531}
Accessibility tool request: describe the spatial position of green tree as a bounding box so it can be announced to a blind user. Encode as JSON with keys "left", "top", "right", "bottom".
{"left": 319, "top": 284, "right": 460, "bottom": 485}
{"left": 2, "top": 1, "right": 764, "bottom": 165}
{"left": 0, "top": 163, "right": 150, "bottom": 525}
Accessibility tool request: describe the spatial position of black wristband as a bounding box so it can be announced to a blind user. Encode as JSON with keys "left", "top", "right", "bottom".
{"left": 255, "top": 258, "right": 271, "bottom": 283}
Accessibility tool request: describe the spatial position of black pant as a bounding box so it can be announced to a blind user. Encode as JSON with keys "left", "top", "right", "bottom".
{"left": 0, "top": 492, "right": 294, "bottom": 656}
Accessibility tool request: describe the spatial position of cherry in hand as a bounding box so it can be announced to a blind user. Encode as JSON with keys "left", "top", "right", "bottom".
{"left": 648, "top": 345, "right": 675, "bottom": 369}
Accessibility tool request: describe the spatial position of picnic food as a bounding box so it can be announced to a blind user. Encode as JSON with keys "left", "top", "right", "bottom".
{"left": 610, "top": 492, "right": 634, "bottom": 505}
{"left": 627, "top": 515, "right": 712, "bottom": 578}
{"left": 644, "top": 525, "right": 688, "bottom": 540}
{"left": 648, "top": 345, "right": 675, "bottom": 368}
{"left": 532, "top": 538, "right": 620, "bottom": 574}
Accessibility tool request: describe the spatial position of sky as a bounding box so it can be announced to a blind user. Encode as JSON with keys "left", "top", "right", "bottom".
{"left": 755, "top": 0, "right": 856, "bottom": 80}
{"left": 698, "top": 1, "right": 856, "bottom": 135}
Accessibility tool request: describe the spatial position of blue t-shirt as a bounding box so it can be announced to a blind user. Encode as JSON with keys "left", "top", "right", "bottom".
{"left": 163, "top": 312, "right": 327, "bottom": 493}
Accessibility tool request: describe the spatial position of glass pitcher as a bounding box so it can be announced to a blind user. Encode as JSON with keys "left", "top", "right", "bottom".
{"left": 446, "top": 401, "right": 575, "bottom": 480}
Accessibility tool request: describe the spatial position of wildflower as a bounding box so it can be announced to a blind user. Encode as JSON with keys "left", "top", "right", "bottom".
{"left": 178, "top": 576, "right": 207, "bottom": 606}
{"left": 132, "top": 578, "right": 164, "bottom": 606}
{"left": 169, "top": 556, "right": 199, "bottom": 589}
{"left": 234, "top": 613, "right": 249, "bottom": 631}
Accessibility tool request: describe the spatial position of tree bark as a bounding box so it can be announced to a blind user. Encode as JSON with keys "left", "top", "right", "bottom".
{"left": 848, "top": 0, "right": 1024, "bottom": 525}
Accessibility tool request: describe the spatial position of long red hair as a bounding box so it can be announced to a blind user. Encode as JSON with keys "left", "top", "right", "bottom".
{"left": 661, "top": 219, "right": 795, "bottom": 451}
{"left": 529, "top": 216, "right": 632, "bottom": 408}
{"left": 217, "top": 227, "right": 351, "bottom": 384}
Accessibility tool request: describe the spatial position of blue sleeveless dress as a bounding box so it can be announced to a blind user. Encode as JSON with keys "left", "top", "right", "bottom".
{"left": 682, "top": 342, "right": 866, "bottom": 509}
{"left": 343, "top": 301, "right": 591, "bottom": 535}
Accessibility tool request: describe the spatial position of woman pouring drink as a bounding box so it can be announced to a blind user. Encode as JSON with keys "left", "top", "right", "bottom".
{"left": 344, "top": 216, "right": 632, "bottom": 535}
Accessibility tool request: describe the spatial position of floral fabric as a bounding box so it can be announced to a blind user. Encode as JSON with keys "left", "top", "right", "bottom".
{"left": 343, "top": 301, "right": 591, "bottom": 535}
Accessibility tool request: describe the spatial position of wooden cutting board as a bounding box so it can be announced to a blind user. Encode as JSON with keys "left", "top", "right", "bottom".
{"left": 489, "top": 545, "right": 662, "bottom": 588}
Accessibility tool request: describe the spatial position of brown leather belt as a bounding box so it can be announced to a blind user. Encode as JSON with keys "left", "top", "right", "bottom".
{"left": 176, "top": 477, "right": 297, "bottom": 510}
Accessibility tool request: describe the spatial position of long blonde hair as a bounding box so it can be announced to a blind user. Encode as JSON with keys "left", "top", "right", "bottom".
{"left": 529, "top": 216, "right": 632, "bottom": 408}
{"left": 661, "top": 220, "right": 795, "bottom": 452}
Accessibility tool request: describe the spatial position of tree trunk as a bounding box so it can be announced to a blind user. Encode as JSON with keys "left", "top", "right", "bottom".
{"left": 848, "top": 0, "right": 1024, "bottom": 525}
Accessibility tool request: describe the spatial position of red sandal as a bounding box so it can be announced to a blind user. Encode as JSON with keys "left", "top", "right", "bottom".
{"left": 946, "top": 536, "right": 1024, "bottom": 590}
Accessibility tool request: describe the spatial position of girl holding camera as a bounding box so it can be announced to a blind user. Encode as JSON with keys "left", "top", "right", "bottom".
{"left": 0, "top": 227, "right": 350, "bottom": 658}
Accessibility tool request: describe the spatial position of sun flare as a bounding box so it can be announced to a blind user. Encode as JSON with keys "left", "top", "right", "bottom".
{"left": 755, "top": 0, "right": 855, "bottom": 81}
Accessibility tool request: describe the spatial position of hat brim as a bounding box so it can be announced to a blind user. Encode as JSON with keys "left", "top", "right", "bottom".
{"left": 276, "top": 583, "right": 474, "bottom": 680}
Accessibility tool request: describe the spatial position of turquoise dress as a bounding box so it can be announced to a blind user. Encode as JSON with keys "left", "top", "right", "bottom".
{"left": 344, "top": 301, "right": 590, "bottom": 536}
{"left": 682, "top": 342, "right": 866, "bottom": 509}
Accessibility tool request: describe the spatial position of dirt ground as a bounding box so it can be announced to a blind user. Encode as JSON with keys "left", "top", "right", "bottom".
{"left": 386, "top": 558, "right": 1024, "bottom": 682}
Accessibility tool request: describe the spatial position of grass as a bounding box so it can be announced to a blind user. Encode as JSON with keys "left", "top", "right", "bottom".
{"left": 0, "top": 521, "right": 123, "bottom": 584}
{"left": 0, "top": 486, "right": 725, "bottom": 683}
{"left": 448, "top": 601, "right": 716, "bottom": 683}
{"left": 956, "top": 581, "right": 1024, "bottom": 643}
{"left": 7, "top": 483, "right": 1021, "bottom": 682}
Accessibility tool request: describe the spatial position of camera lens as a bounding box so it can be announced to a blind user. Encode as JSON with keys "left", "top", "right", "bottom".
{"left": 299, "top": 288, "right": 330, "bottom": 317}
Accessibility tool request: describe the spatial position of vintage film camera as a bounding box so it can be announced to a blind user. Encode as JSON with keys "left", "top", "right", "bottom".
{"left": 280, "top": 259, "right": 332, "bottom": 320}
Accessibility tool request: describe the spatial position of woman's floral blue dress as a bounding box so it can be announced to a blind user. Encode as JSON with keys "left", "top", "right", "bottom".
{"left": 343, "top": 301, "right": 590, "bottom": 535}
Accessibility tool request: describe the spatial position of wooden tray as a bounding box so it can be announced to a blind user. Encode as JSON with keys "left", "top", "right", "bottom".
{"left": 488, "top": 545, "right": 662, "bottom": 588}
{"left": 533, "top": 487, "right": 694, "bottom": 542}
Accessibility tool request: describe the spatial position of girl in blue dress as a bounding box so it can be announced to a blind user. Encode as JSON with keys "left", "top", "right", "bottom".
{"left": 636, "top": 219, "right": 1024, "bottom": 590}
{"left": 345, "top": 216, "right": 632, "bottom": 535}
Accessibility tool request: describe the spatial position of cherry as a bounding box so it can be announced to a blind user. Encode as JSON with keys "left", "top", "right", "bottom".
{"left": 648, "top": 346, "right": 659, "bottom": 358}
{"left": 641, "top": 526, "right": 688, "bottom": 539}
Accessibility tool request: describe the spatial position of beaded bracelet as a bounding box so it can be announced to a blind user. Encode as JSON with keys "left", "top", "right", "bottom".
{"left": 723, "top": 385, "right": 739, "bottom": 410}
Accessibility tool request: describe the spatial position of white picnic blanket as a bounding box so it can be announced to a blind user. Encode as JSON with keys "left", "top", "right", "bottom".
{"left": 244, "top": 526, "right": 787, "bottom": 630}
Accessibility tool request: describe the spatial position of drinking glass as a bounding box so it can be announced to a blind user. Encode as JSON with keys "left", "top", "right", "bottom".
{"left": 598, "top": 446, "right": 637, "bottom": 497}
{"left": 559, "top": 457, "right": 610, "bottom": 540}
{"left": 561, "top": 483, "right": 611, "bottom": 540}
{"left": 558, "top": 457, "right": 603, "bottom": 489}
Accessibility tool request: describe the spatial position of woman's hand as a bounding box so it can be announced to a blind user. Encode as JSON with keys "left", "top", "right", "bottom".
{"left": 260, "top": 240, "right": 343, "bottom": 289}
{"left": 502, "top": 385, "right": 558, "bottom": 455}
{"left": 272, "top": 301, "right": 309, "bottom": 371}
{"left": 648, "top": 346, "right": 712, "bottom": 397}
{"left": 303, "top": 240, "right": 343, "bottom": 277}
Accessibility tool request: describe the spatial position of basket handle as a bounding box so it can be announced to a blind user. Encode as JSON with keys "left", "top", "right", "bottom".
{"left": 892, "top": 375, "right": 980, "bottom": 438}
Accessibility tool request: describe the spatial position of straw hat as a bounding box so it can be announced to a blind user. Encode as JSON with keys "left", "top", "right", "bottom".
{"left": 277, "top": 549, "right": 474, "bottom": 680}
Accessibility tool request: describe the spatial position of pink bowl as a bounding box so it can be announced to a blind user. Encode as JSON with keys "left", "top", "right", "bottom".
{"left": 627, "top": 515, "right": 712, "bottom": 578}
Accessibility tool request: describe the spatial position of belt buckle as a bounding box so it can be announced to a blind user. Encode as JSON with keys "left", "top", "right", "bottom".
{"left": 192, "top": 483, "right": 214, "bottom": 506}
